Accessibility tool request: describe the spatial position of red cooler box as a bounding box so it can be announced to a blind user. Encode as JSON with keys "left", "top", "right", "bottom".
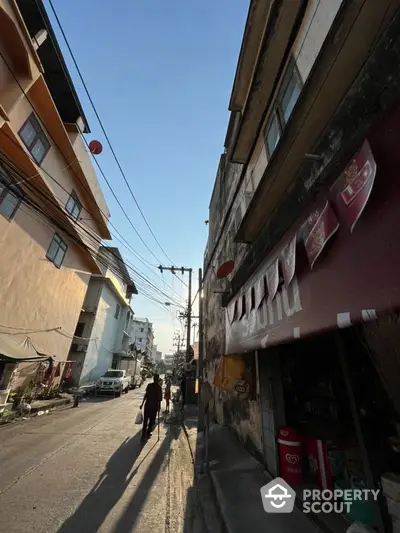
{"left": 278, "top": 427, "right": 303, "bottom": 486}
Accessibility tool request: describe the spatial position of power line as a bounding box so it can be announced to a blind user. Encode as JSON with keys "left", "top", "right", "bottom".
{"left": 46, "top": 0, "right": 175, "bottom": 266}
{"left": 0, "top": 49, "right": 185, "bottom": 303}
{"left": 0, "top": 150, "right": 185, "bottom": 310}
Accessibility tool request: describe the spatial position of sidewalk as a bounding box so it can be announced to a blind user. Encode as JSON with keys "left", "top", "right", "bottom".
{"left": 181, "top": 406, "right": 323, "bottom": 533}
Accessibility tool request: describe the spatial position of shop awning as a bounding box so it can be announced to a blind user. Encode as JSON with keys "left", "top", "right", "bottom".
{"left": 0, "top": 335, "right": 49, "bottom": 362}
{"left": 225, "top": 138, "right": 400, "bottom": 353}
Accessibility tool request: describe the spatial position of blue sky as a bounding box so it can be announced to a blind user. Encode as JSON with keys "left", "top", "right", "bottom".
{"left": 45, "top": 0, "right": 249, "bottom": 354}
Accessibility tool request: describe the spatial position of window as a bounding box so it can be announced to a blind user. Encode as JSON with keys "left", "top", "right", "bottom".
{"left": 103, "top": 370, "right": 123, "bottom": 378}
{"left": 266, "top": 111, "right": 282, "bottom": 155}
{"left": 66, "top": 190, "right": 82, "bottom": 220}
{"left": 138, "top": 337, "right": 143, "bottom": 342}
{"left": 265, "top": 60, "right": 302, "bottom": 157}
{"left": 0, "top": 165, "right": 21, "bottom": 220}
{"left": 46, "top": 233, "right": 67, "bottom": 268}
{"left": 280, "top": 63, "right": 302, "bottom": 123}
{"left": 140, "top": 328, "right": 144, "bottom": 332}
{"left": 115, "top": 304, "right": 121, "bottom": 319}
{"left": 19, "top": 114, "right": 50, "bottom": 165}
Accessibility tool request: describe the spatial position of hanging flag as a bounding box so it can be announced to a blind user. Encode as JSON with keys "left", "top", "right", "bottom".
{"left": 280, "top": 236, "right": 296, "bottom": 286}
{"left": 266, "top": 258, "right": 279, "bottom": 300}
{"left": 334, "top": 140, "right": 377, "bottom": 233}
{"left": 236, "top": 294, "right": 242, "bottom": 321}
{"left": 255, "top": 274, "right": 266, "bottom": 308}
{"left": 303, "top": 201, "right": 339, "bottom": 269}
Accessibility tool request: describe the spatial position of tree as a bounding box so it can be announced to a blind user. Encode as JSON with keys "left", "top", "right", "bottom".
{"left": 172, "top": 350, "right": 186, "bottom": 375}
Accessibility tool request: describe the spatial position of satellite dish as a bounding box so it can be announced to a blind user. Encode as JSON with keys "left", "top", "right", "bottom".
{"left": 216, "top": 260, "right": 235, "bottom": 279}
{"left": 89, "top": 140, "right": 103, "bottom": 155}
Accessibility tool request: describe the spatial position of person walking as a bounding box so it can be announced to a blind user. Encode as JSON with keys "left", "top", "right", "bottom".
{"left": 140, "top": 374, "right": 162, "bottom": 441}
{"left": 164, "top": 376, "right": 171, "bottom": 413}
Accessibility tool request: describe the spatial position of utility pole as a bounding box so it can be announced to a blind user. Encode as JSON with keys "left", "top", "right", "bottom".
{"left": 159, "top": 265, "right": 193, "bottom": 364}
{"left": 186, "top": 268, "right": 192, "bottom": 364}
{"left": 159, "top": 264, "right": 194, "bottom": 405}
{"left": 198, "top": 268, "right": 205, "bottom": 430}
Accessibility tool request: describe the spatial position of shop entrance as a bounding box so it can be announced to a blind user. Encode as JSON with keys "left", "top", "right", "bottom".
{"left": 279, "top": 326, "right": 399, "bottom": 529}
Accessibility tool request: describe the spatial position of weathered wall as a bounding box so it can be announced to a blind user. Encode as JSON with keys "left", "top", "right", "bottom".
{"left": 204, "top": 155, "right": 265, "bottom": 456}
{"left": 79, "top": 282, "right": 121, "bottom": 384}
{"left": 292, "top": 0, "right": 344, "bottom": 82}
{"left": 0, "top": 202, "right": 91, "bottom": 363}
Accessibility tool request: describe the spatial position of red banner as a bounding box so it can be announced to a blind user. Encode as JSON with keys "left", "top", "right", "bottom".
{"left": 303, "top": 201, "right": 339, "bottom": 269}
{"left": 281, "top": 236, "right": 296, "bottom": 286}
{"left": 333, "top": 140, "right": 376, "bottom": 233}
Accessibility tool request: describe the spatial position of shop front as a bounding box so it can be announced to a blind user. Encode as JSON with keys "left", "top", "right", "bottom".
{"left": 224, "top": 108, "right": 400, "bottom": 531}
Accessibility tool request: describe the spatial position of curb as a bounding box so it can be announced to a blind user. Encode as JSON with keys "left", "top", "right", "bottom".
{"left": 181, "top": 419, "right": 226, "bottom": 533}
{"left": 0, "top": 398, "right": 72, "bottom": 428}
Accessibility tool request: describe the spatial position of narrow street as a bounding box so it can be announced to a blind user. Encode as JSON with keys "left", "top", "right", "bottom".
{"left": 0, "top": 386, "right": 206, "bottom": 533}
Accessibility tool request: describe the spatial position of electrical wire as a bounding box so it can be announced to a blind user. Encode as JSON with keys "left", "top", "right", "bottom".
{"left": 0, "top": 134, "right": 185, "bottom": 308}
{"left": 0, "top": 49, "right": 185, "bottom": 303}
{"left": 0, "top": 151, "right": 184, "bottom": 310}
{"left": 46, "top": 0, "right": 175, "bottom": 266}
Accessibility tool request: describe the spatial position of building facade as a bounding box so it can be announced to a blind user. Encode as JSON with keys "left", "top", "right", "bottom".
{"left": 132, "top": 318, "right": 154, "bottom": 358}
{"left": 67, "top": 247, "right": 137, "bottom": 386}
{"left": 0, "top": 0, "right": 110, "bottom": 400}
{"left": 204, "top": 1, "right": 400, "bottom": 529}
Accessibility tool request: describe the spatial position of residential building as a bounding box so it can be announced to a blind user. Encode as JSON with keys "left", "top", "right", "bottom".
{"left": 155, "top": 350, "right": 162, "bottom": 363}
{"left": 132, "top": 318, "right": 154, "bottom": 358}
{"left": 204, "top": 1, "right": 400, "bottom": 529}
{"left": 67, "top": 247, "right": 137, "bottom": 386}
{"left": 0, "top": 0, "right": 110, "bottom": 397}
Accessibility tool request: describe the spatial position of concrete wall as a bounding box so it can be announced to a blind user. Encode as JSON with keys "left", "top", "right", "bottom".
{"left": 230, "top": 0, "right": 344, "bottom": 232}
{"left": 0, "top": 202, "right": 91, "bottom": 361}
{"left": 292, "top": 0, "right": 344, "bottom": 82}
{"left": 79, "top": 282, "right": 122, "bottom": 384}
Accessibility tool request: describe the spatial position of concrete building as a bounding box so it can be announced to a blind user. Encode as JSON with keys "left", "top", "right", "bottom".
{"left": 0, "top": 0, "right": 110, "bottom": 398}
{"left": 203, "top": 0, "right": 400, "bottom": 516}
{"left": 67, "top": 247, "right": 138, "bottom": 386}
{"left": 150, "top": 345, "right": 162, "bottom": 363}
{"left": 132, "top": 318, "right": 154, "bottom": 358}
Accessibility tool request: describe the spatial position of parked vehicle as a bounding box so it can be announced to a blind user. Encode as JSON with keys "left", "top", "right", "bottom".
{"left": 95, "top": 370, "right": 130, "bottom": 396}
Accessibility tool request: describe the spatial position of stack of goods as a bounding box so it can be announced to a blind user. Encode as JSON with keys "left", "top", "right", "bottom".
{"left": 381, "top": 473, "right": 400, "bottom": 533}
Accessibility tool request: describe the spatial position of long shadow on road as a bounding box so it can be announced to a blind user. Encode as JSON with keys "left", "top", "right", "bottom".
{"left": 56, "top": 431, "right": 154, "bottom": 533}
{"left": 57, "top": 411, "right": 193, "bottom": 533}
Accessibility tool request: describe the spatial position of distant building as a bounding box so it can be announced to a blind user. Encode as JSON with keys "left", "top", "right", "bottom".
{"left": 156, "top": 350, "right": 162, "bottom": 363}
{"left": 132, "top": 318, "right": 154, "bottom": 358}
{"left": 164, "top": 353, "right": 174, "bottom": 368}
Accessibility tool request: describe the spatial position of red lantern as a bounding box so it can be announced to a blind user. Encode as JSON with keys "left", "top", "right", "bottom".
{"left": 88, "top": 140, "right": 103, "bottom": 155}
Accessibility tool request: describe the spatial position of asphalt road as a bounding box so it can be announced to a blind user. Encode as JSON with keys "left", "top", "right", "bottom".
{"left": 0, "top": 385, "right": 206, "bottom": 533}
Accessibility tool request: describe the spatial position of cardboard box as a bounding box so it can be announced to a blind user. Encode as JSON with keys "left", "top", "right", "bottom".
{"left": 381, "top": 473, "right": 400, "bottom": 503}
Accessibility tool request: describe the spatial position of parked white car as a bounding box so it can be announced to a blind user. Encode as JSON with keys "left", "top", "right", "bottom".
{"left": 96, "top": 370, "right": 130, "bottom": 396}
